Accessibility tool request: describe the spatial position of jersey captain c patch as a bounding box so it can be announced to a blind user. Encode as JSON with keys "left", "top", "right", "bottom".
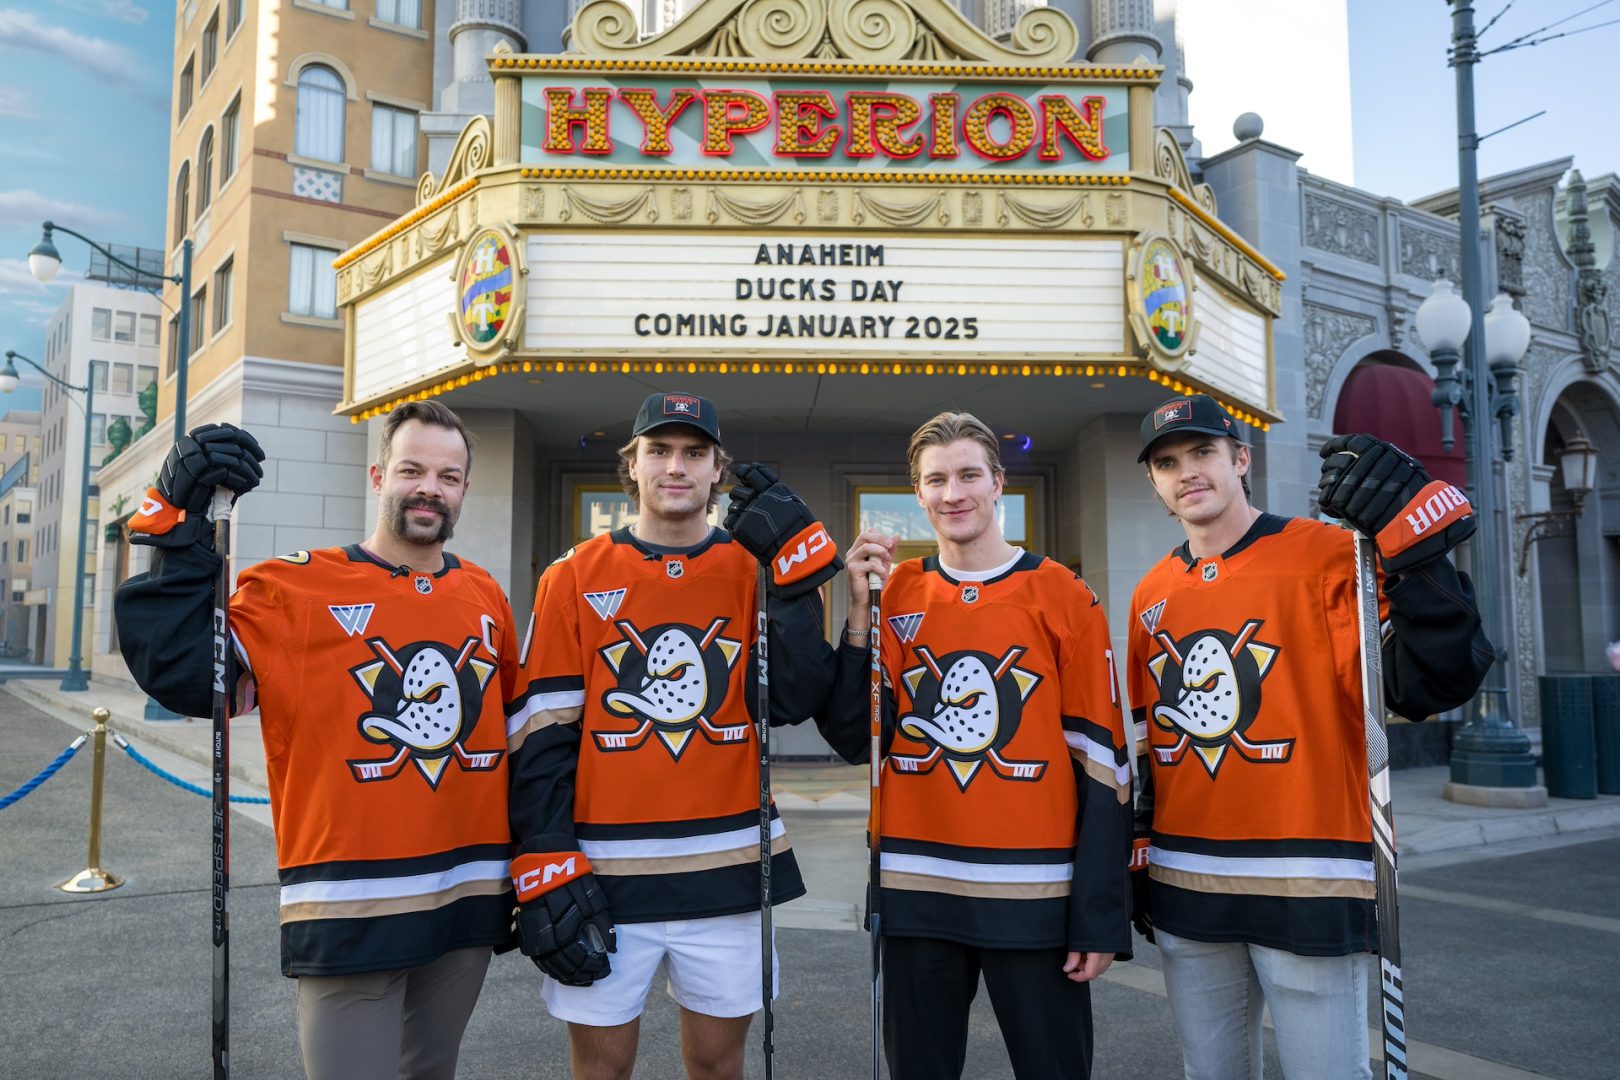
{"left": 595, "top": 617, "right": 745, "bottom": 760}
{"left": 348, "top": 636, "right": 504, "bottom": 789}
{"left": 891, "top": 645, "right": 1046, "bottom": 791}
{"left": 1145, "top": 619, "right": 1292, "bottom": 776}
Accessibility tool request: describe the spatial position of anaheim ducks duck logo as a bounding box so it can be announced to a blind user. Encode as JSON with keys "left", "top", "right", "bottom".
{"left": 1145, "top": 619, "right": 1292, "bottom": 777}
{"left": 348, "top": 637, "right": 504, "bottom": 789}
{"left": 890, "top": 645, "right": 1046, "bottom": 791}
{"left": 595, "top": 618, "right": 746, "bottom": 760}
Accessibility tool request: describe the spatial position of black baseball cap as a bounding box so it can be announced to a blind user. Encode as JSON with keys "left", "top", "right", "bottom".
{"left": 1138, "top": 393, "right": 1247, "bottom": 462}
{"left": 631, "top": 391, "right": 723, "bottom": 446}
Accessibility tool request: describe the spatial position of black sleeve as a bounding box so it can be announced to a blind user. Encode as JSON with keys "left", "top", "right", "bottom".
{"left": 1131, "top": 706, "right": 1155, "bottom": 840}
{"left": 1381, "top": 558, "right": 1493, "bottom": 722}
{"left": 114, "top": 524, "right": 224, "bottom": 718}
{"left": 508, "top": 717, "right": 584, "bottom": 859}
{"left": 1068, "top": 757, "right": 1134, "bottom": 960}
{"left": 743, "top": 589, "right": 837, "bottom": 728}
{"left": 816, "top": 638, "right": 897, "bottom": 765}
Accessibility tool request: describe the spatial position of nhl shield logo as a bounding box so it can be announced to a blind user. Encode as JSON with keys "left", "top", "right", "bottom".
{"left": 666, "top": 559, "right": 684, "bottom": 579}
{"left": 415, "top": 576, "right": 433, "bottom": 594}
{"left": 961, "top": 585, "right": 979, "bottom": 605}
{"left": 347, "top": 636, "right": 504, "bottom": 788}
{"left": 1145, "top": 619, "right": 1292, "bottom": 777}
{"left": 890, "top": 645, "right": 1046, "bottom": 791}
{"left": 595, "top": 617, "right": 746, "bottom": 760}
{"left": 1201, "top": 562, "right": 1218, "bottom": 583}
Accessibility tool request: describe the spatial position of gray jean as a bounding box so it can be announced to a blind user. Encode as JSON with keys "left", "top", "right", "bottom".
{"left": 1157, "top": 930, "right": 1372, "bottom": 1080}
{"left": 295, "top": 946, "right": 493, "bottom": 1080}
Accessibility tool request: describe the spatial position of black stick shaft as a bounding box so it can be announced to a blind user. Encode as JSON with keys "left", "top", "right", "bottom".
{"left": 867, "top": 573, "right": 883, "bottom": 1080}
{"left": 1354, "top": 533, "right": 1407, "bottom": 1079}
{"left": 755, "top": 567, "right": 773, "bottom": 1080}
{"left": 210, "top": 491, "right": 234, "bottom": 1080}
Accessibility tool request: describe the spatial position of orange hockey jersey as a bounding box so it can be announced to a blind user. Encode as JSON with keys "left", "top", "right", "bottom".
{"left": 509, "top": 528, "right": 835, "bottom": 922}
{"left": 230, "top": 546, "right": 519, "bottom": 976}
{"left": 1129, "top": 514, "right": 1384, "bottom": 955}
{"left": 850, "top": 553, "right": 1132, "bottom": 953}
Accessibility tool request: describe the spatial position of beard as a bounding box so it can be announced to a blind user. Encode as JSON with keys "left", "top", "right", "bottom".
{"left": 384, "top": 492, "right": 457, "bottom": 545}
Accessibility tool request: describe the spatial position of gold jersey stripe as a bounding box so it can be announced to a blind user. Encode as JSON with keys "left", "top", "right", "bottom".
{"left": 1151, "top": 865, "right": 1375, "bottom": 900}
{"left": 279, "top": 878, "right": 510, "bottom": 925}
{"left": 882, "top": 870, "right": 1072, "bottom": 901}
{"left": 591, "top": 834, "right": 791, "bottom": 878}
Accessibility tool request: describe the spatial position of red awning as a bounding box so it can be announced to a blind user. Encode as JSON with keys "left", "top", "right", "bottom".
{"left": 1333, "top": 363, "right": 1469, "bottom": 489}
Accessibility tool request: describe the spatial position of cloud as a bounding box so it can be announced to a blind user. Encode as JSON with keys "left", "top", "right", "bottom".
{"left": 103, "top": 0, "right": 148, "bottom": 23}
{"left": 0, "top": 257, "right": 85, "bottom": 295}
{"left": 0, "top": 190, "right": 126, "bottom": 233}
{"left": 0, "top": 86, "right": 27, "bottom": 118}
{"left": 0, "top": 9, "right": 153, "bottom": 93}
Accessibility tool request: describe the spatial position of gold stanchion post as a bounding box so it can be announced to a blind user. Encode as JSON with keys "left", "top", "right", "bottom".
{"left": 58, "top": 707, "right": 124, "bottom": 894}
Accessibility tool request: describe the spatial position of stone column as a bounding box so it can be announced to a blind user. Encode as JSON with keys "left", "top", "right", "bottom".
{"left": 424, "top": 0, "right": 525, "bottom": 176}
{"left": 1088, "top": 0, "right": 1159, "bottom": 66}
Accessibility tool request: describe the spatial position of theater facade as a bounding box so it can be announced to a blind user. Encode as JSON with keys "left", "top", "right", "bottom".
{"left": 334, "top": 0, "right": 1285, "bottom": 752}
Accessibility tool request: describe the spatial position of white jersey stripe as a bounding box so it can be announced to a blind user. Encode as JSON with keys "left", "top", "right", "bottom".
{"left": 580, "top": 817, "right": 787, "bottom": 861}
{"left": 1148, "top": 846, "right": 1374, "bottom": 882}
{"left": 506, "top": 690, "right": 586, "bottom": 737}
{"left": 880, "top": 852, "right": 1074, "bottom": 884}
{"left": 279, "top": 859, "right": 511, "bottom": 907}
{"left": 1065, "top": 731, "right": 1132, "bottom": 787}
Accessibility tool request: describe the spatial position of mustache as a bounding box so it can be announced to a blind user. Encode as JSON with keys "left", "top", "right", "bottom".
{"left": 401, "top": 496, "right": 451, "bottom": 516}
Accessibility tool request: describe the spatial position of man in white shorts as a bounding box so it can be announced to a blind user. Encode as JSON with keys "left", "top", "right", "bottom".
{"left": 507, "top": 392, "right": 845, "bottom": 1079}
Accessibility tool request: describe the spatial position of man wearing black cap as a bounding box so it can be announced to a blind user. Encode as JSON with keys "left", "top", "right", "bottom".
{"left": 1127, "top": 394, "right": 1491, "bottom": 1078}
{"left": 507, "top": 391, "right": 846, "bottom": 1080}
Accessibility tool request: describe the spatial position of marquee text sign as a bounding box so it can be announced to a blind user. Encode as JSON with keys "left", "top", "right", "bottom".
{"left": 524, "top": 233, "right": 1126, "bottom": 357}
{"left": 520, "top": 75, "right": 1130, "bottom": 176}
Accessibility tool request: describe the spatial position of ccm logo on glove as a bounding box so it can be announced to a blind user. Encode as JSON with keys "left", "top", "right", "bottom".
{"left": 1379, "top": 480, "right": 1472, "bottom": 557}
{"left": 774, "top": 523, "right": 835, "bottom": 587}
{"left": 512, "top": 852, "right": 593, "bottom": 901}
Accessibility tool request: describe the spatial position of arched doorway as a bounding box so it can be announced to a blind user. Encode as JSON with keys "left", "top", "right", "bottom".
{"left": 1332, "top": 352, "right": 1468, "bottom": 487}
{"left": 1535, "top": 383, "right": 1620, "bottom": 673}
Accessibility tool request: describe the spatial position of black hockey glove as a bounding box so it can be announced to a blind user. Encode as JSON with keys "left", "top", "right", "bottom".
{"left": 512, "top": 849, "right": 616, "bottom": 986}
{"left": 158, "top": 423, "right": 266, "bottom": 515}
{"left": 1129, "top": 837, "right": 1154, "bottom": 944}
{"left": 724, "top": 462, "right": 844, "bottom": 599}
{"left": 1318, "top": 433, "right": 1476, "bottom": 575}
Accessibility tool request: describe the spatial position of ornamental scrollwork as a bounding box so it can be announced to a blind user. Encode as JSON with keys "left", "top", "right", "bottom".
{"left": 1302, "top": 304, "right": 1376, "bottom": 419}
{"left": 1303, "top": 191, "right": 1379, "bottom": 266}
{"left": 418, "top": 116, "right": 492, "bottom": 204}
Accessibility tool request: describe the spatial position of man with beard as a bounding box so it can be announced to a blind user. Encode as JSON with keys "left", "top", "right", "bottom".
{"left": 116, "top": 401, "right": 520, "bottom": 1080}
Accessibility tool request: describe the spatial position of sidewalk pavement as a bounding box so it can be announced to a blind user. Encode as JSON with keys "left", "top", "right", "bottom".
{"left": 12, "top": 674, "right": 1620, "bottom": 859}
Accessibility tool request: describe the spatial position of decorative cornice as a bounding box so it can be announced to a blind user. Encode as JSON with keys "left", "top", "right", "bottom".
{"left": 516, "top": 166, "right": 1131, "bottom": 187}
{"left": 488, "top": 54, "right": 1158, "bottom": 81}
{"left": 564, "top": 0, "right": 1084, "bottom": 66}
{"left": 333, "top": 177, "right": 477, "bottom": 270}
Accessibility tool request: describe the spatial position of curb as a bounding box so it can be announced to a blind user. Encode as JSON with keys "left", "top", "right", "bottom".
{"left": 1399, "top": 802, "right": 1620, "bottom": 855}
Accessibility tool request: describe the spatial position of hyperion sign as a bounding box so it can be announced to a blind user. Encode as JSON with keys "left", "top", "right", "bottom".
{"left": 520, "top": 74, "right": 1130, "bottom": 177}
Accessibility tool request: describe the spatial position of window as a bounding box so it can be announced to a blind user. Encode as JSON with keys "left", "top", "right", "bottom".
{"left": 178, "top": 54, "right": 195, "bottom": 119}
{"left": 201, "top": 11, "right": 219, "bottom": 82}
{"left": 212, "top": 258, "right": 234, "bottom": 332}
{"left": 376, "top": 0, "right": 420, "bottom": 29}
{"left": 195, "top": 127, "right": 215, "bottom": 219}
{"left": 295, "top": 65, "right": 346, "bottom": 163}
{"left": 166, "top": 314, "right": 181, "bottom": 376}
{"left": 112, "top": 363, "right": 134, "bottom": 395}
{"left": 137, "top": 364, "right": 158, "bottom": 391}
{"left": 371, "top": 104, "right": 418, "bottom": 177}
{"left": 89, "top": 360, "right": 109, "bottom": 392}
{"left": 12, "top": 579, "right": 24, "bottom": 604}
{"left": 855, "top": 486, "right": 1036, "bottom": 562}
{"left": 220, "top": 95, "right": 241, "bottom": 184}
{"left": 113, "top": 311, "right": 136, "bottom": 343}
{"left": 138, "top": 314, "right": 160, "bottom": 347}
{"left": 288, "top": 243, "right": 339, "bottom": 319}
{"left": 308, "top": 0, "right": 349, "bottom": 8}
{"left": 91, "top": 414, "right": 107, "bottom": 446}
{"left": 174, "top": 162, "right": 191, "bottom": 245}
{"left": 1, "top": 541, "right": 8, "bottom": 563}
{"left": 83, "top": 575, "right": 94, "bottom": 606}
{"left": 14, "top": 541, "right": 22, "bottom": 562}
{"left": 226, "top": 0, "right": 243, "bottom": 37}
{"left": 91, "top": 309, "right": 112, "bottom": 341}
{"left": 190, "top": 287, "right": 208, "bottom": 351}
{"left": 16, "top": 497, "right": 29, "bottom": 522}
{"left": 2, "top": 507, "right": 7, "bottom": 525}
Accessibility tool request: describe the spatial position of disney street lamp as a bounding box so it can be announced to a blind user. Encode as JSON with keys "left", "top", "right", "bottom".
{"left": 29, "top": 221, "right": 192, "bottom": 437}
{"left": 1429, "top": 0, "right": 1543, "bottom": 792}
{"left": 1, "top": 351, "right": 94, "bottom": 693}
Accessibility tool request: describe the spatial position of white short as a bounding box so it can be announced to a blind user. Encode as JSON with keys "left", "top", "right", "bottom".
{"left": 540, "top": 911, "right": 779, "bottom": 1027}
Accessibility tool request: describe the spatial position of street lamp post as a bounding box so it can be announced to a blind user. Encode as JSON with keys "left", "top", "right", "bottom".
{"left": 2, "top": 351, "right": 94, "bottom": 693}
{"left": 1428, "top": 0, "right": 1540, "bottom": 793}
{"left": 28, "top": 221, "right": 192, "bottom": 437}
{"left": 29, "top": 221, "right": 193, "bottom": 715}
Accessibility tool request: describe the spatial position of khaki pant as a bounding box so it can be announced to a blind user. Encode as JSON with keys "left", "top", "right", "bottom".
{"left": 296, "top": 946, "right": 492, "bottom": 1080}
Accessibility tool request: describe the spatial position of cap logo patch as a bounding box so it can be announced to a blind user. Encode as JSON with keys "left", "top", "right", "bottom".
{"left": 663, "top": 394, "right": 701, "bottom": 417}
{"left": 1154, "top": 400, "right": 1192, "bottom": 430}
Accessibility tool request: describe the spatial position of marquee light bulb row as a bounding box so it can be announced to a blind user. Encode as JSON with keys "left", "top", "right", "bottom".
{"left": 350, "top": 361, "right": 1271, "bottom": 432}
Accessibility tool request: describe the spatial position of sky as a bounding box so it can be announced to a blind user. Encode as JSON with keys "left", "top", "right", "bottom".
{"left": 0, "top": 0, "right": 1615, "bottom": 406}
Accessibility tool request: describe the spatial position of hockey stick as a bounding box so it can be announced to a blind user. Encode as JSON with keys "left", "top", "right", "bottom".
{"left": 210, "top": 488, "right": 235, "bottom": 1080}
{"left": 754, "top": 565, "right": 774, "bottom": 1080}
{"left": 866, "top": 571, "right": 883, "bottom": 1080}
{"left": 1353, "top": 531, "right": 1407, "bottom": 1080}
